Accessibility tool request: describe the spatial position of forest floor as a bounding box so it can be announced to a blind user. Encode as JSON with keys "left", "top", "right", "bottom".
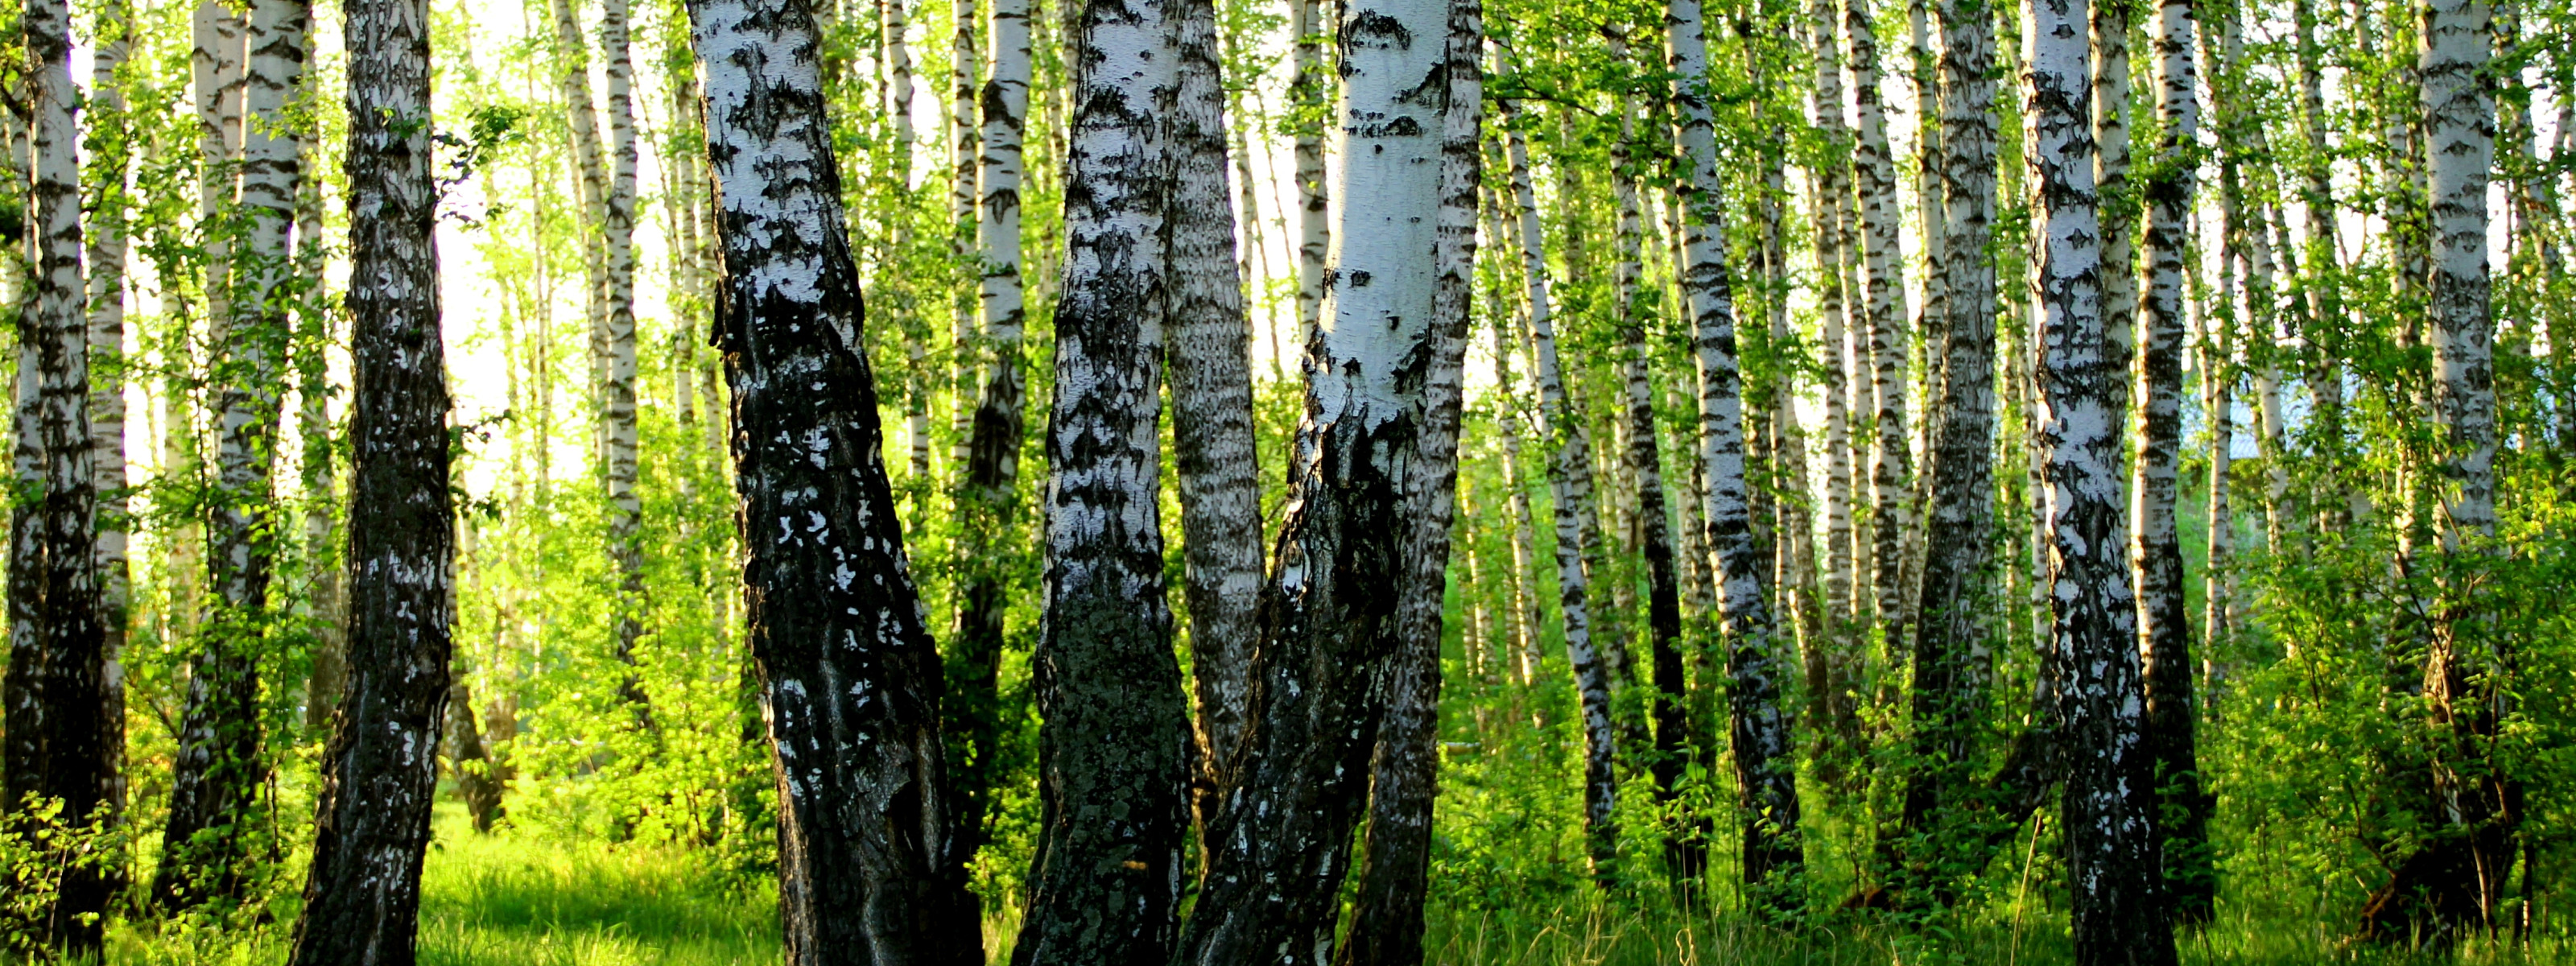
{"left": 85, "top": 805, "right": 2570, "bottom": 965}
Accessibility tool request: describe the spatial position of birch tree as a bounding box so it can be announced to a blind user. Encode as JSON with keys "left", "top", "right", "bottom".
{"left": 2133, "top": 0, "right": 2213, "bottom": 925}
{"left": 1846, "top": 0, "right": 1910, "bottom": 645}
{"left": 601, "top": 0, "right": 645, "bottom": 689}
{"left": 2029, "top": 0, "right": 2174, "bottom": 956}
{"left": 1287, "top": 0, "right": 1327, "bottom": 342}
{"left": 1, "top": 0, "right": 109, "bottom": 947}
{"left": 1180, "top": 0, "right": 1452, "bottom": 956}
{"left": 1342, "top": 0, "right": 1480, "bottom": 957}
{"left": 1013, "top": 5, "right": 1192, "bottom": 960}
{"left": 1670, "top": 0, "right": 1798, "bottom": 906}
{"left": 283, "top": 0, "right": 451, "bottom": 955}
{"left": 683, "top": 0, "right": 973, "bottom": 955}
{"left": 1501, "top": 71, "right": 1619, "bottom": 889}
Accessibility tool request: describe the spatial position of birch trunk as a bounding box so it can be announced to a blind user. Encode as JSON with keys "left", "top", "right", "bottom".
{"left": 2290, "top": 0, "right": 2345, "bottom": 500}
{"left": 82, "top": 0, "right": 134, "bottom": 883}
{"left": 1670, "top": 0, "right": 1800, "bottom": 903}
{"left": 941, "top": 0, "right": 1028, "bottom": 913}
{"left": 2358, "top": 0, "right": 2513, "bottom": 938}
{"left": 1806, "top": 0, "right": 1864, "bottom": 788}
{"left": 1163, "top": 0, "right": 1264, "bottom": 824}
{"left": 1503, "top": 87, "right": 1620, "bottom": 890}
{"left": 1288, "top": 0, "right": 1327, "bottom": 344}
{"left": 1847, "top": 0, "right": 1910, "bottom": 646}
{"left": 1340, "top": 2, "right": 1480, "bottom": 957}
{"left": 161, "top": 0, "right": 275, "bottom": 910}
{"left": 1015, "top": 6, "right": 1192, "bottom": 960}
{"left": 2, "top": 0, "right": 107, "bottom": 947}
{"left": 2030, "top": 0, "right": 2174, "bottom": 956}
{"left": 283, "top": 0, "right": 449, "bottom": 956}
{"left": 950, "top": 0, "right": 978, "bottom": 459}
{"left": 1889, "top": 0, "right": 1997, "bottom": 907}
{"left": 548, "top": 0, "right": 609, "bottom": 405}
{"left": 1179, "top": 0, "right": 1451, "bottom": 956}
{"left": 2091, "top": 0, "right": 2133, "bottom": 428}
{"left": 1490, "top": 256, "right": 1546, "bottom": 688}
{"left": 2134, "top": 0, "right": 2212, "bottom": 925}
{"left": 601, "top": 0, "right": 645, "bottom": 691}
{"left": 684, "top": 0, "right": 972, "bottom": 955}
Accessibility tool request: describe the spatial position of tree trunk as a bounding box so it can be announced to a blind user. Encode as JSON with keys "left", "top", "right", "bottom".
{"left": 1288, "top": 0, "right": 1327, "bottom": 345}
{"left": 1, "top": 0, "right": 108, "bottom": 947}
{"left": 83, "top": 0, "right": 134, "bottom": 899}
{"left": 2360, "top": 0, "right": 2514, "bottom": 940}
{"left": 1488, "top": 248, "right": 1546, "bottom": 690}
{"left": 2029, "top": 0, "right": 2175, "bottom": 958}
{"left": 683, "top": 0, "right": 972, "bottom": 956}
{"left": 547, "top": 0, "right": 609, "bottom": 406}
{"left": 1805, "top": 0, "right": 1863, "bottom": 789}
{"left": 1339, "top": 2, "right": 1479, "bottom": 960}
{"left": 1887, "top": 0, "right": 1997, "bottom": 909}
{"left": 949, "top": 0, "right": 979, "bottom": 459}
{"left": 601, "top": 0, "right": 645, "bottom": 704}
{"left": 1846, "top": 0, "right": 1910, "bottom": 650}
{"left": 1670, "top": 0, "right": 1800, "bottom": 908}
{"left": 1013, "top": 6, "right": 1194, "bottom": 961}
{"left": 2135, "top": 0, "right": 2212, "bottom": 927}
{"left": 283, "top": 0, "right": 449, "bottom": 957}
{"left": 1502, "top": 81, "right": 1619, "bottom": 889}
{"left": 163, "top": 0, "right": 295, "bottom": 911}
{"left": 1179, "top": 0, "right": 1450, "bottom": 956}
{"left": 941, "top": 0, "right": 1030, "bottom": 930}
{"left": 1164, "top": 0, "right": 1264, "bottom": 824}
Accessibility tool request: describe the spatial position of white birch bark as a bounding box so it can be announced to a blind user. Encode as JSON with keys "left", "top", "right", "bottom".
{"left": 547, "top": 0, "right": 609, "bottom": 402}
{"left": 1485, "top": 200, "right": 1546, "bottom": 687}
{"left": 1847, "top": 0, "right": 1911, "bottom": 642}
{"left": 1288, "top": 0, "right": 1327, "bottom": 346}
{"left": 2423, "top": 0, "right": 2496, "bottom": 542}
{"left": 85, "top": 0, "right": 133, "bottom": 827}
{"left": 1806, "top": 0, "right": 1862, "bottom": 782}
{"left": 1670, "top": 0, "right": 1800, "bottom": 897}
{"left": 2031, "top": 0, "right": 2172, "bottom": 952}
{"left": 601, "top": 0, "right": 644, "bottom": 673}
{"left": 948, "top": 0, "right": 978, "bottom": 460}
{"left": 1504, "top": 82, "right": 1619, "bottom": 887}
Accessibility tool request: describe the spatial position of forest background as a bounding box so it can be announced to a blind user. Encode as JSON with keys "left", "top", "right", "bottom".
{"left": 0, "top": 0, "right": 2571, "bottom": 957}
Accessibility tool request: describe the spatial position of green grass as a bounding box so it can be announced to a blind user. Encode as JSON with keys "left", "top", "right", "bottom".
{"left": 80, "top": 806, "right": 2576, "bottom": 965}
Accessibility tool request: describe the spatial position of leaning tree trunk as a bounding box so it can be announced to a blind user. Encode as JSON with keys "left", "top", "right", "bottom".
{"left": 1013, "top": 6, "right": 1194, "bottom": 961}
{"left": 283, "top": 0, "right": 449, "bottom": 958}
{"left": 1889, "top": 0, "right": 1998, "bottom": 909}
{"left": 683, "top": 0, "right": 973, "bottom": 959}
{"left": 2359, "top": 0, "right": 2514, "bottom": 940}
{"left": 1502, "top": 81, "right": 1620, "bottom": 890}
{"left": 1670, "top": 0, "right": 1800, "bottom": 910}
{"left": 2, "top": 0, "right": 108, "bottom": 949}
{"left": 2029, "top": 1, "right": 2175, "bottom": 960}
{"left": 1339, "top": 2, "right": 1479, "bottom": 960}
{"left": 601, "top": 0, "right": 646, "bottom": 704}
{"left": 2135, "top": 0, "right": 2212, "bottom": 926}
{"left": 157, "top": 1, "right": 258, "bottom": 912}
{"left": 940, "top": 0, "right": 1029, "bottom": 927}
{"left": 1163, "top": 0, "right": 1265, "bottom": 826}
{"left": 1178, "top": 0, "right": 1450, "bottom": 959}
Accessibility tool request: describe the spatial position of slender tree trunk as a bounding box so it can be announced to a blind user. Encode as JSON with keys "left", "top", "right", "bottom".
{"left": 1164, "top": 0, "right": 1263, "bottom": 818}
{"left": 1670, "top": 0, "right": 1801, "bottom": 907}
{"left": 941, "top": 0, "right": 1029, "bottom": 929}
{"left": 1288, "top": 0, "right": 1327, "bottom": 345}
{"left": 283, "top": 0, "right": 448, "bottom": 956}
{"left": 2135, "top": 0, "right": 2212, "bottom": 926}
{"left": 684, "top": 0, "right": 972, "bottom": 956}
{"left": 2290, "top": 0, "right": 2345, "bottom": 512}
{"left": 2, "top": 0, "right": 106, "bottom": 948}
{"left": 82, "top": 0, "right": 134, "bottom": 898}
{"left": 1502, "top": 81, "right": 1619, "bottom": 889}
{"left": 1490, "top": 254, "right": 1546, "bottom": 690}
{"left": 1013, "top": 6, "right": 1193, "bottom": 960}
{"left": 2029, "top": 0, "right": 2174, "bottom": 957}
{"left": 2360, "top": 0, "right": 2514, "bottom": 939}
{"left": 950, "top": 0, "right": 979, "bottom": 459}
{"left": 1846, "top": 0, "right": 1910, "bottom": 648}
{"left": 1179, "top": 0, "right": 1451, "bottom": 956}
{"left": 1340, "top": 5, "right": 1478, "bottom": 960}
{"left": 601, "top": 0, "right": 646, "bottom": 702}
{"left": 1889, "top": 0, "right": 1997, "bottom": 908}
{"left": 548, "top": 0, "right": 609, "bottom": 407}
{"left": 1806, "top": 0, "right": 1863, "bottom": 786}
{"left": 163, "top": 0, "right": 295, "bottom": 910}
